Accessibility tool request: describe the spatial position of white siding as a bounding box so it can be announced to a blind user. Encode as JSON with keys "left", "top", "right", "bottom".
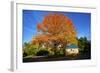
{"left": 66, "top": 48, "right": 79, "bottom": 55}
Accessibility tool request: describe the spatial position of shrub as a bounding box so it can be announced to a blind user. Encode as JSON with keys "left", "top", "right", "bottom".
{"left": 24, "top": 45, "right": 39, "bottom": 56}
{"left": 23, "top": 52, "right": 28, "bottom": 57}
{"left": 54, "top": 50, "right": 65, "bottom": 56}
{"left": 36, "top": 49, "right": 50, "bottom": 56}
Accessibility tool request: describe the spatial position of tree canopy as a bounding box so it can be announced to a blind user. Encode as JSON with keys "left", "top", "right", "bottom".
{"left": 33, "top": 14, "right": 78, "bottom": 46}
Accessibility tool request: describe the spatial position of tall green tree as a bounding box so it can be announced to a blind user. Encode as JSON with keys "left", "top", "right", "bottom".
{"left": 78, "top": 37, "right": 91, "bottom": 53}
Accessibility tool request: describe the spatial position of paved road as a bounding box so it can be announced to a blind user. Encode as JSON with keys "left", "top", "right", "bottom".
{"left": 23, "top": 52, "right": 91, "bottom": 63}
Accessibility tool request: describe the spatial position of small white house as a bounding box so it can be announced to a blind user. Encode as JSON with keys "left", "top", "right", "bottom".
{"left": 65, "top": 44, "right": 79, "bottom": 56}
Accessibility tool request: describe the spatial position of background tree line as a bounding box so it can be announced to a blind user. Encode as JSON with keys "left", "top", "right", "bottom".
{"left": 78, "top": 37, "right": 91, "bottom": 54}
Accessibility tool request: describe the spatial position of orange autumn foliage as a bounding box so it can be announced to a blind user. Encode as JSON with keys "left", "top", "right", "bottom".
{"left": 33, "top": 13, "right": 78, "bottom": 45}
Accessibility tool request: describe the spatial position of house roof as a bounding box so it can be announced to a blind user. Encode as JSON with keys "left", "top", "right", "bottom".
{"left": 66, "top": 44, "right": 78, "bottom": 49}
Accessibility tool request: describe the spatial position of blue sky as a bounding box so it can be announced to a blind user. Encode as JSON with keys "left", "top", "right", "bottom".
{"left": 23, "top": 10, "right": 91, "bottom": 43}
